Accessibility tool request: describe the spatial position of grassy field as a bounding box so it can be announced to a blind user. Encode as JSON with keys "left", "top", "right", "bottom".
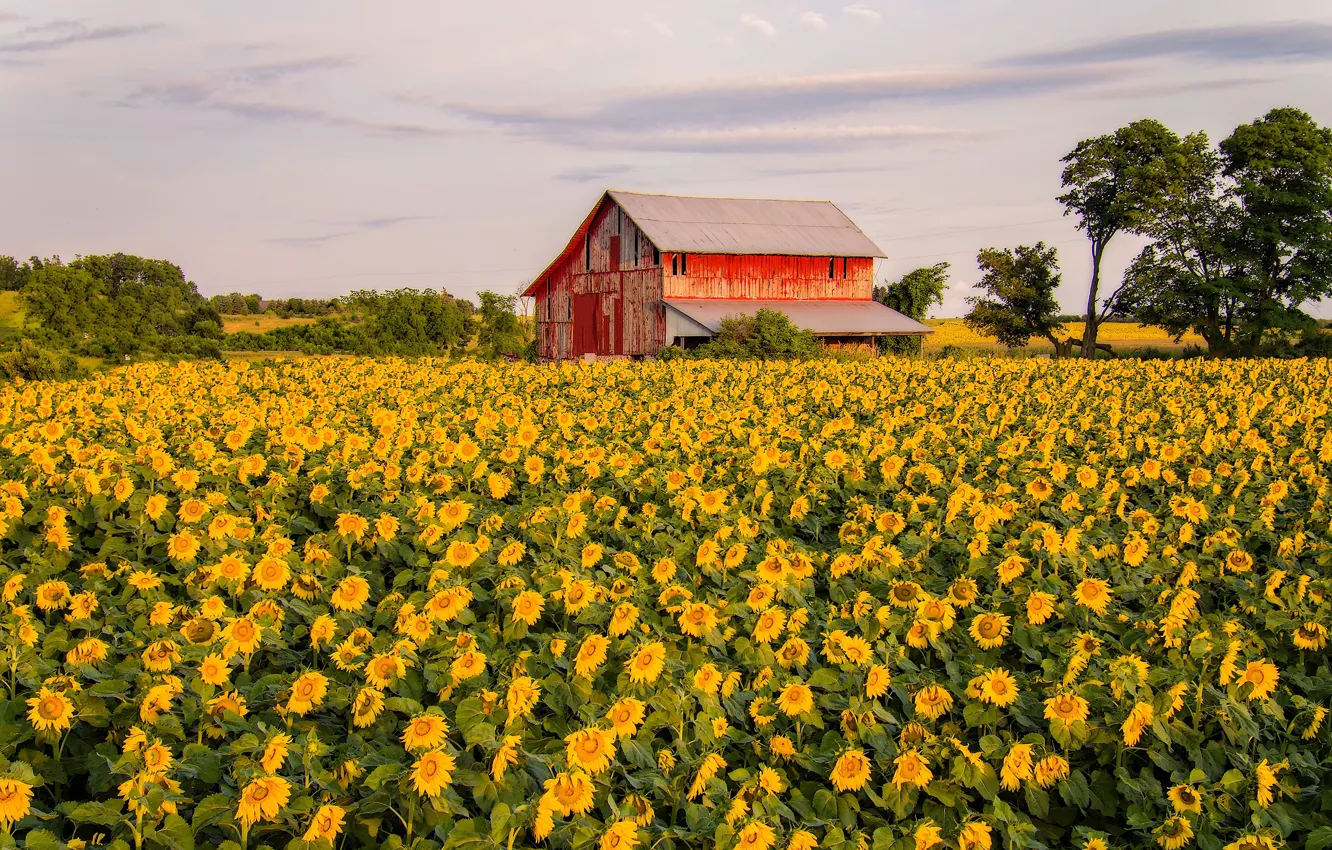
{"left": 922, "top": 318, "right": 1205, "bottom": 352}
{"left": 221, "top": 313, "right": 319, "bottom": 334}
{"left": 0, "top": 291, "right": 25, "bottom": 339}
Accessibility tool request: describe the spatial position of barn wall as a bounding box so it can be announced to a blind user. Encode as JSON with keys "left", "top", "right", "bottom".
{"left": 534, "top": 198, "right": 666, "bottom": 359}
{"left": 662, "top": 255, "right": 874, "bottom": 300}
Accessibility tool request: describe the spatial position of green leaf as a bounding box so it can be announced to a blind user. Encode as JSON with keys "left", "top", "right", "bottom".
{"left": 153, "top": 814, "right": 196, "bottom": 850}
{"left": 23, "top": 831, "right": 60, "bottom": 850}
{"left": 364, "top": 763, "right": 403, "bottom": 791}
{"left": 191, "top": 793, "right": 235, "bottom": 832}
{"left": 1306, "top": 827, "right": 1332, "bottom": 850}
{"left": 622, "top": 739, "right": 655, "bottom": 771}
{"left": 456, "top": 697, "right": 496, "bottom": 746}
{"left": 807, "top": 669, "right": 842, "bottom": 691}
{"left": 1025, "top": 784, "right": 1050, "bottom": 820}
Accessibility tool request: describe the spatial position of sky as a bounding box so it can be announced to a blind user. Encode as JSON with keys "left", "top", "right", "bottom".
{"left": 3, "top": 0, "right": 1332, "bottom": 317}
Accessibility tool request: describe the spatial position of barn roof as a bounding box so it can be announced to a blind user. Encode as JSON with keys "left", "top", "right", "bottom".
{"left": 610, "top": 191, "right": 888, "bottom": 259}
{"left": 664, "top": 299, "right": 932, "bottom": 337}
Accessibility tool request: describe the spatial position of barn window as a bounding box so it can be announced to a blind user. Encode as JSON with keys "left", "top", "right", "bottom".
{"left": 671, "top": 255, "right": 678, "bottom": 275}
{"left": 585, "top": 233, "right": 591, "bottom": 272}
{"left": 635, "top": 236, "right": 640, "bottom": 266}
{"left": 842, "top": 258, "right": 848, "bottom": 279}
{"left": 681, "top": 254, "right": 688, "bottom": 275}
{"left": 653, "top": 246, "right": 661, "bottom": 266}
{"left": 829, "top": 258, "right": 835, "bottom": 279}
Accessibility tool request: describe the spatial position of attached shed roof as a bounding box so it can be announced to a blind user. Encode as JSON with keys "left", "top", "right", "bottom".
{"left": 664, "top": 299, "right": 932, "bottom": 337}
{"left": 611, "top": 191, "right": 888, "bottom": 259}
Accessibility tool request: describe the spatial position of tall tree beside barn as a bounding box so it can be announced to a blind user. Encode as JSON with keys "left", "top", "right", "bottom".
{"left": 964, "top": 243, "right": 1070, "bottom": 357}
{"left": 1058, "top": 119, "right": 1180, "bottom": 357}
{"left": 873, "top": 262, "right": 948, "bottom": 355}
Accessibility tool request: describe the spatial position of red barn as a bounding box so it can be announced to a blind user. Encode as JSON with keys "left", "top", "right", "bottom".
{"left": 524, "top": 190, "right": 931, "bottom": 359}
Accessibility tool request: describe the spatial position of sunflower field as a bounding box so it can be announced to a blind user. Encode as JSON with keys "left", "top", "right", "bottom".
{"left": 0, "top": 357, "right": 1330, "bottom": 850}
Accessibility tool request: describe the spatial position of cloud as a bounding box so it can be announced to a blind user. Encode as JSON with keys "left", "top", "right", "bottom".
{"left": 645, "top": 17, "right": 673, "bottom": 38}
{"left": 621, "top": 124, "right": 966, "bottom": 153}
{"left": 266, "top": 215, "right": 435, "bottom": 248}
{"left": 1001, "top": 21, "right": 1332, "bottom": 67}
{"left": 227, "top": 56, "right": 353, "bottom": 86}
{"left": 842, "top": 4, "right": 882, "bottom": 23}
{"left": 554, "top": 165, "right": 635, "bottom": 183}
{"left": 0, "top": 19, "right": 159, "bottom": 53}
{"left": 802, "top": 12, "right": 828, "bottom": 30}
{"left": 1084, "top": 76, "right": 1273, "bottom": 100}
{"left": 741, "top": 14, "right": 777, "bottom": 38}
{"left": 437, "top": 65, "right": 1109, "bottom": 144}
{"left": 125, "top": 80, "right": 460, "bottom": 138}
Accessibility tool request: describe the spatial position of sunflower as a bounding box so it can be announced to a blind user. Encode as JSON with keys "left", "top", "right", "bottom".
{"left": 1033, "top": 754, "right": 1069, "bottom": 788}
{"left": 221, "top": 617, "right": 262, "bottom": 656}
{"left": 865, "top": 664, "right": 891, "bottom": 698}
{"left": 565, "top": 727, "right": 617, "bottom": 774}
{"left": 237, "top": 776, "right": 291, "bottom": 827}
{"left": 958, "top": 821, "right": 993, "bottom": 850}
{"left": 753, "top": 608, "right": 786, "bottom": 643}
{"left": 777, "top": 683, "right": 815, "bottom": 717}
{"left": 915, "top": 821, "right": 944, "bottom": 850}
{"left": 1168, "top": 784, "right": 1202, "bottom": 814}
{"left": 829, "top": 748, "right": 872, "bottom": 792}
{"left": 303, "top": 804, "right": 347, "bottom": 843}
{"left": 402, "top": 712, "right": 450, "bottom": 751}
{"left": 411, "top": 750, "right": 457, "bottom": 797}
{"left": 286, "top": 671, "right": 329, "bottom": 715}
{"left": 1000, "top": 743, "right": 1033, "bottom": 791}
{"left": 506, "top": 677, "right": 541, "bottom": 722}
{"left": 1240, "top": 659, "right": 1279, "bottom": 701}
{"left": 1122, "top": 702, "right": 1154, "bottom": 746}
{"left": 0, "top": 778, "right": 33, "bottom": 829}
{"left": 1074, "top": 578, "right": 1112, "bottom": 614}
{"left": 969, "top": 613, "right": 1010, "bottom": 650}
{"left": 26, "top": 687, "right": 74, "bottom": 733}
{"left": 330, "top": 576, "right": 371, "bottom": 612}
{"left": 977, "top": 668, "right": 1019, "bottom": 707}
{"left": 889, "top": 581, "right": 923, "bottom": 608}
{"left": 1044, "top": 692, "right": 1090, "bottom": 723}
{"left": 545, "top": 770, "right": 596, "bottom": 817}
{"left": 574, "top": 634, "right": 610, "bottom": 678}
{"left": 605, "top": 698, "right": 645, "bottom": 737}
{"left": 601, "top": 820, "right": 640, "bottom": 850}
{"left": 735, "top": 822, "right": 776, "bottom": 850}
{"left": 891, "top": 749, "right": 932, "bottom": 789}
{"left": 627, "top": 643, "right": 666, "bottom": 684}
{"left": 1155, "top": 817, "right": 1194, "bottom": 850}
{"left": 914, "top": 684, "right": 954, "bottom": 720}
{"left": 1026, "top": 592, "right": 1057, "bottom": 625}
{"left": 1293, "top": 622, "right": 1328, "bottom": 650}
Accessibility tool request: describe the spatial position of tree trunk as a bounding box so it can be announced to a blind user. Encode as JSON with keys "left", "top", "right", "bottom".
{"left": 1081, "top": 243, "right": 1105, "bottom": 360}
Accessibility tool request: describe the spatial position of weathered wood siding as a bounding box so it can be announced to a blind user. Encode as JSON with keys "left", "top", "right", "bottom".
{"left": 534, "top": 198, "right": 665, "bottom": 359}
{"left": 662, "top": 255, "right": 873, "bottom": 300}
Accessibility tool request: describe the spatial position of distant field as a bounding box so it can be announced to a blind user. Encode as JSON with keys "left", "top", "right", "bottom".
{"left": 221, "top": 313, "right": 318, "bottom": 334}
{"left": 0, "top": 291, "right": 25, "bottom": 336}
{"left": 922, "top": 318, "right": 1204, "bottom": 351}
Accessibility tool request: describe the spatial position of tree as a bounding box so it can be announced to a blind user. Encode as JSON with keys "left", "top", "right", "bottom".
{"left": 1059, "top": 119, "right": 1181, "bottom": 357}
{"left": 964, "top": 243, "right": 1072, "bottom": 357}
{"left": 0, "top": 256, "right": 32, "bottom": 292}
{"left": 1219, "top": 107, "right": 1332, "bottom": 355}
{"left": 1117, "top": 132, "right": 1245, "bottom": 355}
{"left": 476, "top": 291, "right": 524, "bottom": 358}
{"left": 873, "top": 262, "right": 949, "bottom": 355}
{"left": 696, "top": 309, "right": 820, "bottom": 359}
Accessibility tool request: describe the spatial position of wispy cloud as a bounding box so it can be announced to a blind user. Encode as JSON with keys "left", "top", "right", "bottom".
{"left": 801, "top": 12, "right": 828, "bottom": 30}
{"left": 0, "top": 19, "right": 159, "bottom": 53}
{"left": 645, "top": 17, "right": 673, "bottom": 38}
{"left": 226, "top": 55, "right": 353, "bottom": 86}
{"left": 1001, "top": 21, "right": 1332, "bottom": 67}
{"left": 554, "top": 165, "right": 635, "bottom": 183}
{"left": 1084, "top": 76, "right": 1273, "bottom": 100}
{"left": 842, "top": 4, "right": 882, "bottom": 23}
{"left": 125, "top": 79, "right": 459, "bottom": 138}
{"left": 267, "top": 215, "right": 436, "bottom": 248}
{"left": 741, "top": 14, "right": 777, "bottom": 38}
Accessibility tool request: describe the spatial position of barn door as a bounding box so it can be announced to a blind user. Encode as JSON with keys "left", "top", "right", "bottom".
{"left": 573, "top": 293, "right": 598, "bottom": 356}
{"left": 596, "top": 292, "right": 619, "bottom": 356}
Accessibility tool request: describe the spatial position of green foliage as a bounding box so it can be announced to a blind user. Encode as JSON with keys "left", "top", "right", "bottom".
{"left": 18, "top": 253, "right": 221, "bottom": 359}
{"left": 874, "top": 263, "right": 949, "bottom": 355}
{"left": 964, "top": 244, "right": 1068, "bottom": 355}
{"left": 694, "top": 308, "right": 820, "bottom": 359}
{"left": 1059, "top": 119, "right": 1183, "bottom": 356}
{"left": 0, "top": 339, "right": 82, "bottom": 381}
{"left": 0, "top": 255, "right": 38, "bottom": 292}
{"left": 476, "top": 291, "right": 526, "bottom": 359}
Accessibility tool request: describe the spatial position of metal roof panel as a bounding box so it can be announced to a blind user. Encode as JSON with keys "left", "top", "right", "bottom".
{"left": 663, "top": 299, "right": 932, "bottom": 336}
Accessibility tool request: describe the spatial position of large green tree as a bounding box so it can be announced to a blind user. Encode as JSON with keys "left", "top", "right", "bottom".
{"left": 1058, "top": 119, "right": 1181, "bottom": 357}
{"left": 1219, "top": 107, "right": 1332, "bottom": 355}
{"left": 964, "top": 243, "right": 1072, "bottom": 357}
{"left": 1117, "top": 132, "right": 1245, "bottom": 355}
{"left": 873, "top": 262, "right": 949, "bottom": 355}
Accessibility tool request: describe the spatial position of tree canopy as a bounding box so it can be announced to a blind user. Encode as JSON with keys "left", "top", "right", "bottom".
{"left": 874, "top": 263, "right": 949, "bottom": 355}
{"left": 964, "top": 244, "right": 1070, "bottom": 357}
